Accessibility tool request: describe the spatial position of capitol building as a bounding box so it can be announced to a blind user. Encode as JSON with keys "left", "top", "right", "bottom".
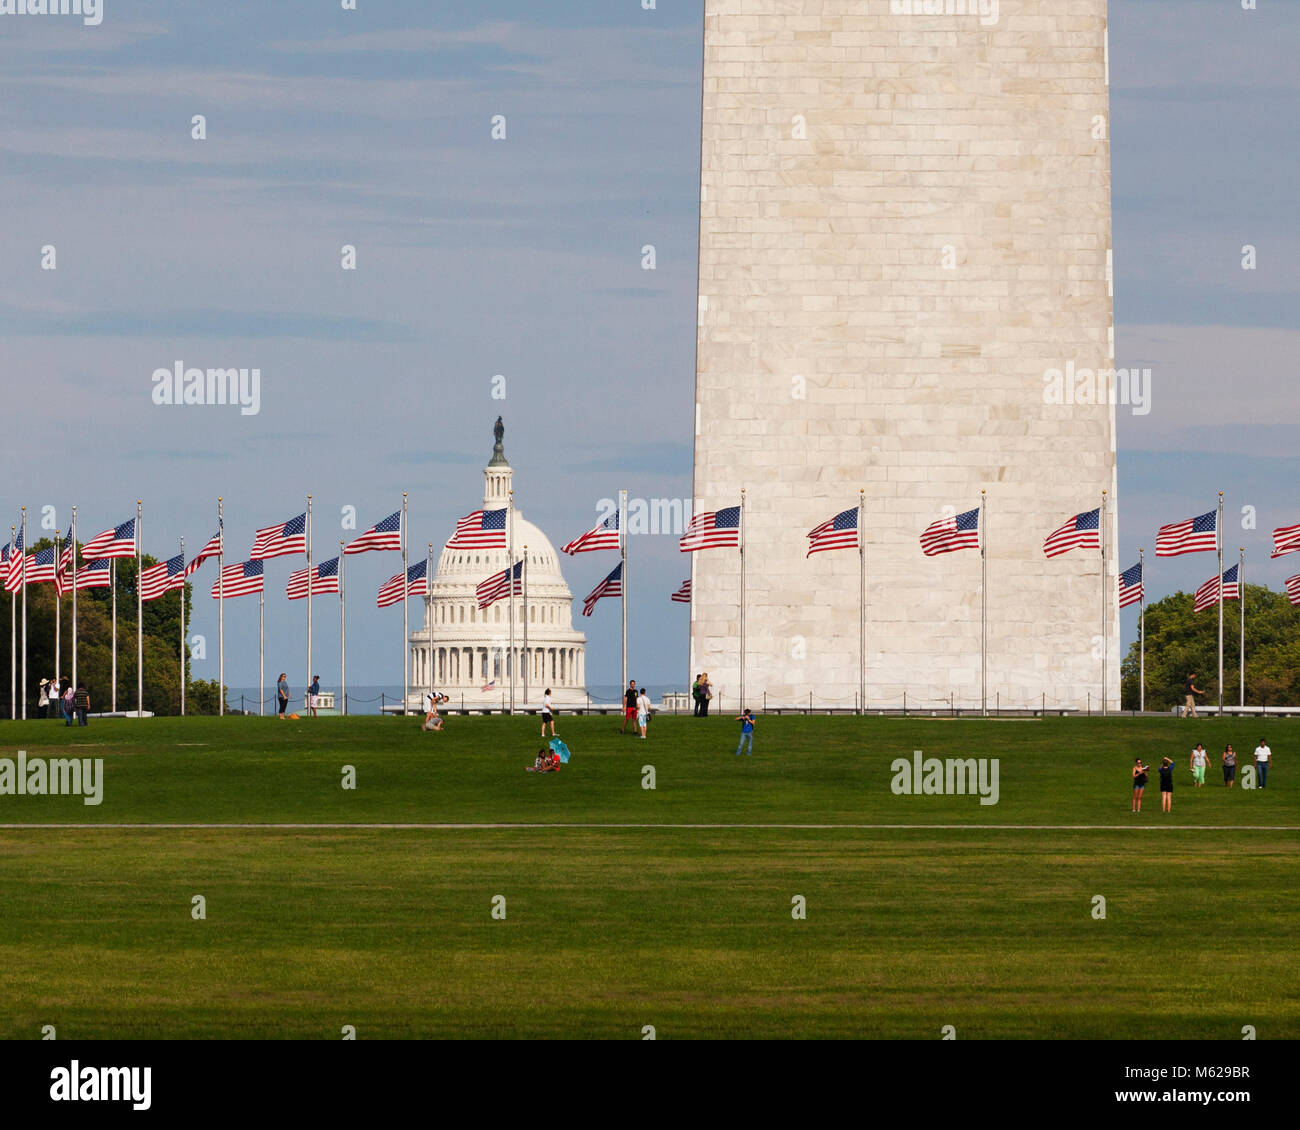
{"left": 408, "top": 422, "right": 587, "bottom": 707}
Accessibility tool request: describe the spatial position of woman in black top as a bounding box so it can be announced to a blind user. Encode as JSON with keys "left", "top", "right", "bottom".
{"left": 1131, "top": 758, "right": 1149, "bottom": 812}
{"left": 1222, "top": 745, "right": 1237, "bottom": 788}
{"left": 1157, "top": 757, "right": 1174, "bottom": 812}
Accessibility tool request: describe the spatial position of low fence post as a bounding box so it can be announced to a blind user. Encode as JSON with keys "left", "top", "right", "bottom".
{"left": 381, "top": 692, "right": 386, "bottom": 713}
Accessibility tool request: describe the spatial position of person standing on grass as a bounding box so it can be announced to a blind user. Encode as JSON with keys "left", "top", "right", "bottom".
{"left": 1158, "top": 757, "right": 1174, "bottom": 812}
{"left": 73, "top": 683, "right": 90, "bottom": 727}
{"left": 62, "top": 684, "right": 75, "bottom": 726}
{"left": 1183, "top": 672, "right": 1202, "bottom": 718}
{"left": 734, "top": 708, "right": 755, "bottom": 756}
{"left": 700, "top": 673, "right": 713, "bottom": 717}
{"left": 309, "top": 674, "right": 321, "bottom": 718}
{"left": 1254, "top": 738, "right": 1272, "bottom": 789}
{"left": 541, "top": 688, "right": 557, "bottom": 738}
{"left": 1190, "top": 743, "right": 1209, "bottom": 788}
{"left": 276, "top": 673, "right": 289, "bottom": 720}
{"left": 1131, "top": 758, "right": 1149, "bottom": 812}
{"left": 1222, "top": 744, "right": 1237, "bottom": 788}
{"left": 38, "top": 679, "right": 50, "bottom": 719}
{"left": 620, "top": 679, "right": 638, "bottom": 735}
{"left": 422, "top": 690, "right": 443, "bottom": 732}
{"left": 692, "top": 674, "right": 703, "bottom": 717}
{"left": 636, "top": 686, "right": 651, "bottom": 739}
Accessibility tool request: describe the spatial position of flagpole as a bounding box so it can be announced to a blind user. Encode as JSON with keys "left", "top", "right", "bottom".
{"left": 739, "top": 488, "right": 746, "bottom": 712}
{"left": 71, "top": 507, "right": 78, "bottom": 700}
{"left": 21, "top": 506, "right": 27, "bottom": 720}
{"left": 619, "top": 488, "right": 628, "bottom": 697}
{"left": 111, "top": 557, "right": 117, "bottom": 713}
{"left": 980, "top": 490, "right": 988, "bottom": 716}
{"left": 258, "top": 587, "right": 264, "bottom": 718}
{"left": 136, "top": 499, "right": 143, "bottom": 718}
{"left": 401, "top": 492, "right": 409, "bottom": 716}
{"left": 306, "top": 494, "right": 313, "bottom": 715}
{"left": 179, "top": 536, "right": 186, "bottom": 717}
{"left": 1138, "top": 547, "right": 1146, "bottom": 713}
{"left": 859, "top": 488, "right": 866, "bottom": 715}
{"left": 9, "top": 525, "right": 16, "bottom": 719}
{"left": 508, "top": 488, "right": 515, "bottom": 714}
{"left": 1217, "top": 490, "right": 1224, "bottom": 715}
{"left": 1239, "top": 546, "right": 1246, "bottom": 708}
{"left": 426, "top": 543, "right": 434, "bottom": 703}
{"left": 340, "top": 539, "right": 347, "bottom": 716}
{"left": 54, "top": 528, "right": 61, "bottom": 700}
{"left": 522, "top": 543, "right": 530, "bottom": 708}
{"left": 1100, "top": 489, "right": 1107, "bottom": 716}
{"left": 217, "top": 497, "right": 225, "bottom": 717}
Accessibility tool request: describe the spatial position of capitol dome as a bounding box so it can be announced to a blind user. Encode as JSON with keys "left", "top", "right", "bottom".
{"left": 408, "top": 420, "right": 587, "bottom": 707}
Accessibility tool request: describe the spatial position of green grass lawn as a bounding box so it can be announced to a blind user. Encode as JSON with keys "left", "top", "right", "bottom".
{"left": 0, "top": 714, "right": 1295, "bottom": 1038}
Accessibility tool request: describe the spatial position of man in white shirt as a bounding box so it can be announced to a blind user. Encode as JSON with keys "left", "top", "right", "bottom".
{"left": 636, "top": 688, "right": 651, "bottom": 739}
{"left": 1254, "top": 739, "right": 1272, "bottom": 789}
{"left": 422, "top": 691, "right": 444, "bottom": 732}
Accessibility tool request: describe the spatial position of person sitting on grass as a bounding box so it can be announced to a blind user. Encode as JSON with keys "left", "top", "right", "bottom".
{"left": 527, "top": 748, "right": 560, "bottom": 773}
{"left": 422, "top": 691, "right": 444, "bottom": 732}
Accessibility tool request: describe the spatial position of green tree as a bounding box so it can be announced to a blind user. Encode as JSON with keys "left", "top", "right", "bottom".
{"left": 1122, "top": 583, "right": 1300, "bottom": 710}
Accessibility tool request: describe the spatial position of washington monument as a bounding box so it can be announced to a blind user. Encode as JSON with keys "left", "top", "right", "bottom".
{"left": 689, "top": 1, "right": 1118, "bottom": 710}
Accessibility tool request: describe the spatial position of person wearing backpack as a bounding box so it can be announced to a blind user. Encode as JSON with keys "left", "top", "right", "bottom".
{"left": 61, "top": 684, "right": 76, "bottom": 726}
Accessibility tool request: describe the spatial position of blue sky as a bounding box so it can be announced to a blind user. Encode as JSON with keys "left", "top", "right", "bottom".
{"left": 1, "top": 1, "right": 1296, "bottom": 691}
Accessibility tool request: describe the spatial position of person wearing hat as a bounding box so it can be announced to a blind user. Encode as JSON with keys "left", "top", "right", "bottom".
{"left": 38, "top": 678, "right": 50, "bottom": 719}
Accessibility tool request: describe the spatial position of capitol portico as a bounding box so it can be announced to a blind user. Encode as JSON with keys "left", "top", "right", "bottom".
{"left": 407, "top": 421, "right": 587, "bottom": 707}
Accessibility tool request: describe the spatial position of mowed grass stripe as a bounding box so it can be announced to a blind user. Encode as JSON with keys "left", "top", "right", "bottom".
{"left": 0, "top": 828, "right": 1294, "bottom": 1040}
{"left": 0, "top": 715, "right": 1294, "bottom": 827}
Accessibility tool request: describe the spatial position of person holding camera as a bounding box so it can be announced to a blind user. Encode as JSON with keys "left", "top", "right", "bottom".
{"left": 1131, "top": 758, "right": 1150, "bottom": 813}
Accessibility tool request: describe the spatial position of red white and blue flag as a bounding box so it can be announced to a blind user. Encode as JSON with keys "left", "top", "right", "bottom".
{"left": 250, "top": 513, "right": 306, "bottom": 560}
{"left": 211, "top": 559, "right": 263, "bottom": 599}
{"left": 680, "top": 506, "right": 740, "bottom": 552}
{"left": 671, "top": 578, "right": 691, "bottom": 604}
{"left": 475, "top": 560, "right": 522, "bottom": 610}
{"left": 1194, "top": 564, "right": 1239, "bottom": 613}
{"left": 1286, "top": 574, "right": 1300, "bottom": 606}
{"left": 73, "top": 559, "right": 112, "bottom": 591}
{"left": 378, "top": 560, "right": 427, "bottom": 609}
{"left": 141, "top": 553, "right": 187, "bottom": 601}
{"left": 921, "top": 507, "right": 980, "bottom": 556}
{"left": 447, "top": 509, "right": 507, "bottom": 550}
{"left": 184, "top": 531, "right": 222, "bottom": 576}
{"left": 806, "top": 507, "right": 859, "bottom": 556}
{"left": 346, "top": 510, "right": 402, "bottom": 555}
{"left": 581, "top": 561, "right": 622, "bottom": 617}
{"left": 82, "top": 518, "right": 136, "bottom": 561}
{"left": 21, "top": 546, "right": 58, "bottom": 586}
{"left": 288, "top": 557, "right": 340, "bottom": 600}
{"left": 1118, "top": 560, "right": 1144, "bottom": 609}
{"left": 563, "top": 512, "right": 620, "bottom": 555}
{"left": 1156, "top": 510, "right": 1217, "bottom": 557}
{"left": 1271, "top": 521, "right": 1300, "bottom": 559}
{"left": 54, "top": 534, "right": 75, "bottom": 595}
{"left": 1043, "top": 507, "right": 1100, "bottom": 558}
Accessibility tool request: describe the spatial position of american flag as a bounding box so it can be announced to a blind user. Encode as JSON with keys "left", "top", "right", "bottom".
{"left": 1043, "top": 507, "right": 1101, "bottom": 558}
{"left": 806, "top": 507, "right": 859, "bottom": 557}
{"left": 377, "top": 559, "right": 427, "bottom": 609}
{"left": 250, "top": 513, "right": 306, "bottom": 559}
{"left": 287, "top": 556, "right": 341, "bottom": 600}
{"left": 184, "top": 531, "right": 222, "bottom": 576}
{"left": 562, "top": 511, "right": 620, "bottom": 555}
{"left": 671, "top": 578, "right": 691, "bottom": 603}
{"left": 447, "top": 508, "right": 507, "bottom": 549}
{"left": 1, "top": 529, "right": 19, "bottom": 589}
{"left": 920, "top": 507, "right": 980, "bottom": 556}
{"left": 1286, "top": 574, "right": 1300, "bottom": 606}
{"left": 20, "top": 546, "right": 58, "bottom": 586}
{"left": 211, "top": 559, "right": 264, "bottom": 598}
{"left": 1118, "top": 561, "right": 1144, "bottom": 609}
{"left": 1156, "top": 510, "right": 1217, "bottom": 557}
{"left": 72, "top": 559, "right": 112, "bottom": 591}
{"left": 680, "top": 506, "right": 740, "bottom": 552}
{"left": 82, "top": 518, "right": 136, "bottom": 560}
{"left": 346, "top": 510, "right": 402, "bottom": 555}
{"left": 581, "top": 561, "right": 622, "bottom": 617}
{"left": 54, "top": 534, "right": 75, "bottom": 596}
{"left": 1193, "top": 564, "right": 1239, "bottom": 613}
{"left": 481, "top": 679, "right": 496, "bottom": 692}
{"left": 1271, "top": 521, "right": 1300, "bottom": 559}
{"left": 475, "top": 560, "right": 522, "bottom": 610}
{"left": 140, "top": 553, "right": 187, "bottom": 601}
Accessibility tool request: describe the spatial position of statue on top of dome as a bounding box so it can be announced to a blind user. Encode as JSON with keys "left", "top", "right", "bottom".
{"left": 490, "top": 415, "right": 508, "bottom": 466}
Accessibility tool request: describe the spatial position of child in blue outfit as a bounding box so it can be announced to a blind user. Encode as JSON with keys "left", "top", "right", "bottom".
{"left": 734, "top": 708, "right": 755, "bottom": 756}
